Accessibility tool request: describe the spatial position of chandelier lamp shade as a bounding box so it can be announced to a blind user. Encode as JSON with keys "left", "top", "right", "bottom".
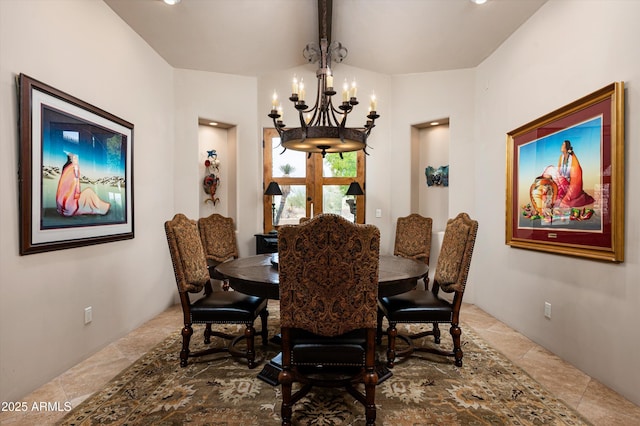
{"left": 268, "top": 0, "right": 380, "bottom": 158}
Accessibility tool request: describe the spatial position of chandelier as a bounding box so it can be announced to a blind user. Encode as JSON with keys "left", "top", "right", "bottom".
{"left": 268, "top": 0, "right": 380, "bottom": 158}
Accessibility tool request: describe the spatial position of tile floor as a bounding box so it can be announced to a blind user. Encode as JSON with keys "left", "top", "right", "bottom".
{"left": 2, "top": 301, "right": 639, "bottom": 425}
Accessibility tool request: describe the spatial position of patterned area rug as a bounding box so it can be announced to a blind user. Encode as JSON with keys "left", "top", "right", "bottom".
{"left": 59, "top": 303, "right": 591, "bottom": 425}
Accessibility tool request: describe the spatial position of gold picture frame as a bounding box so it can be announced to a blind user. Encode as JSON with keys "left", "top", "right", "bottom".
{"left": 506, "top": 82, "right": 624, "bottom": 262}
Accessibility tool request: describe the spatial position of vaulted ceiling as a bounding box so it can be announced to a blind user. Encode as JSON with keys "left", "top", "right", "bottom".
{"left": 104, "top": 0, "right": 546, "bottom": 76}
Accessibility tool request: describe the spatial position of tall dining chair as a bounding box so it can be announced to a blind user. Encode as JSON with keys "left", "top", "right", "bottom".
{"left": 378, "top": 212, "right": 478, "bottom": 368}
{"left": 278, "top": 214, "right": 380, "bottom": 426}
{"left": 394, "top": 213, "right": 433, "bottom": 288}
{"left": 165, "top": 213, "right": 268, "bottom": 369}
{"left": 198, "top": 213, "right": 239, "bottom": 291}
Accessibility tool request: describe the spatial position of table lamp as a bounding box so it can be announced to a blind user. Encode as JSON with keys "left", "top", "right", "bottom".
{"left": 345, "top": 182, "right": 364, "bottom": 223}
{"left": 264, "top": 181, "right": 283, "bottom": 232}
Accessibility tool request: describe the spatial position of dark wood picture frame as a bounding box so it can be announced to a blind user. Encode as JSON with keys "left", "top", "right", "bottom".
{"left": 506, "top": 82, "right": 624, "bottom": 262}
{"left": 18, "top": 74, "right": 134, "bottom": 255}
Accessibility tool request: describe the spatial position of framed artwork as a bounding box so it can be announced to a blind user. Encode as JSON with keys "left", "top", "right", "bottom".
{"left": 425, "top": 165, "right": 449, "bottom": 187}
{"left": 506, "top": 82, "right": 624, "bottom": 262}
{"left": 18, "top": 74, "right": 134, "bottom": 255}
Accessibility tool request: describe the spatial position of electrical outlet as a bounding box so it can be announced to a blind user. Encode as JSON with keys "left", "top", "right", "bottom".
{"left": 544, "top": 302, "right": 551, "bottom": 319}
{"left": 84, "top": 306, "right": 92, "bottom": 324}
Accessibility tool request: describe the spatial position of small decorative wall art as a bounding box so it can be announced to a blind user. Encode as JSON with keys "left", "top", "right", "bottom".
{"left": 202, "top": 149, "right": 220, "bottom": 205}
{"left": 425, "top": 165, "right": 449, "bottom": 187}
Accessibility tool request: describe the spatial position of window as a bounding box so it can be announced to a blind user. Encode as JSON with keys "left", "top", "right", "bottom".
{"left": 262, "top": 128, "right": 365, "bottom": 232}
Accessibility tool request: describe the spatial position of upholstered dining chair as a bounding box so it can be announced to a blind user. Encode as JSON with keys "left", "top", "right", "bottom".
{"left": 394, "top": 213, "right": 433, "bottom": 287}
{"left": 198, "top": 213, "right": 239, "bottom": 291}
{"left": 165, "top": 213, "right": 268, "bottom": 369}
{"left": 278, "top": 214, "right": 380, "bottom": 426}
{"left": 378, "top": 212, "right": 478, "bottom": 368}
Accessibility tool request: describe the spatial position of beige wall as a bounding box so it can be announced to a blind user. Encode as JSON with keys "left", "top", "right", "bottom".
{"left": 173, "top": 69, "right": 258, "bottom": 256}
{"left": 0, "top": 0, "right": 177, "bottom": 401}
{"left": 390, "top": 69, "right": 477, "bottom": 223}
{"left": 389, "top": 68, "right": 477, "bottom": 302}
{"left": 471, "top": 0, "right": 640, "bottom": 404}
{"left": 1, "top": 0, "right": 638, "bottom": 407}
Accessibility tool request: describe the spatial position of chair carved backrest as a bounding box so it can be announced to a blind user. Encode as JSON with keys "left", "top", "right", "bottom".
{"left": 433, "top": 212, "right": 478, "bottom": 294}
{"left": 394, "top": 214, "right": 433, "bottom": 265}
{"left": 165, "top": 214, "right": 210, "bottom": 295}
{"left": 198, "top": 214, "right": 239, "bottom": 263}
{"left": 278, "top": 214, "right": 380, "bottom": 337}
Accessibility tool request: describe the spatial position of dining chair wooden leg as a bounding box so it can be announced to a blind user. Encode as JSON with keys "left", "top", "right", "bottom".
{"left": 450, "top": 323, "right": 463, "bottom": 367}
{"left": 386, "top": 323, "right": 398, "bottom": 368}
{"left": 243, "top": 324, "right": 257, "bottom": 369}
{"left": 433, "top": 322, "right": 441, "bottom": 344}
{"left": 180, "top": 324, "right": 193, "bottom": 368}
{"left": 279, "top": 364, "right": 294, "bottom": 424}
{"left": 364, "top": 367, "right": 377, "bottom": 425}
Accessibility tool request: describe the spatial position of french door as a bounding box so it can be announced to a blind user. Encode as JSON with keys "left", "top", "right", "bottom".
{"left": 262, "top": 128, "right": 365, "bottom": 232}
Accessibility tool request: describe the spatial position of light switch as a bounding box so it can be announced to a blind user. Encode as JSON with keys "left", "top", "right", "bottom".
{"left": 375, "top": 209, "right": 382, "bottom": 218}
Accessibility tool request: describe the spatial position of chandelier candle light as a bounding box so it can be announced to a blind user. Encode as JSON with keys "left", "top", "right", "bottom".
{"left": 268, "top": 0, "right": 380, "bottom": 158}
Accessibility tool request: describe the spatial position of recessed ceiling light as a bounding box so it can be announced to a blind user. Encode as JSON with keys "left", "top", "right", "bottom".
{"left": 430, "top": 122, "right": 439, "bottom": 126}
{"left": 209, "top": 122, "right": 218, "bottom": 126}
{"left": 470, "top": 0, "right": 488, "bottom": 4}
{"left": 163, "top": 0, "right": 181, "bottom": 5}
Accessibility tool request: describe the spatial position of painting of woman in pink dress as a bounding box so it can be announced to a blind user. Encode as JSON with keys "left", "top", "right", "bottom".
{"left": 525, "top": 140, "right": 595, "bottom": 222}
{"left": 552, "top": 140, "right": 595, "bottom": 207}
{"left": 56, "top": 153, "right": 110, "bottom": 217}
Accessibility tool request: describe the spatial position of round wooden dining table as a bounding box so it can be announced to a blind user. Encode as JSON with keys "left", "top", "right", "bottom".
{"left": 215, "top": 253, "right": 429, "bottom": 385}
{"left": 214, "top": 253, "right": 429, "bottom": 300}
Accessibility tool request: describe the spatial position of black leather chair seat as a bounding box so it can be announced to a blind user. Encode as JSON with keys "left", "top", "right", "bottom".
{"left": 191, "top": 292, "right": 267, "bottom": 323}
{"left": 290, "top": 329, "right": 366, "bottom": 366}
{"left": 379, "top": 291, "right": 453, "bottom": 323}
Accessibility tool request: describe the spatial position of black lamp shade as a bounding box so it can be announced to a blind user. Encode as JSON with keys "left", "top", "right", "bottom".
{"left": 265, "top": 181, "right": 283, "bottom": 196}
{"left": 346, "top": 182, "right": 364, "bottom": 196}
